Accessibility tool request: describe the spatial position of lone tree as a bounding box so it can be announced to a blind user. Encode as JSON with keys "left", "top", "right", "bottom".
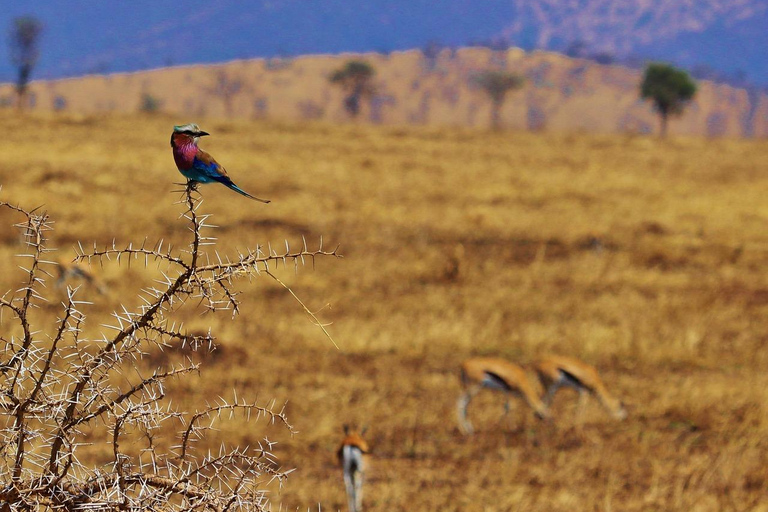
{"left": 329, "top": 60, "right": 375, "bottom": 118}
{"left": 471, "top": 70, "right": 525, "bottom": 129}
{"left": 8, "top": 16, "right": 43, "bottom": 110}
{"left": 208, "top": 70, "right": 244, "bottom": 117}
{"left": 422, "top": 40, "right": 444, "bottom": 72}
{"left": 640, "top": 63, "right": 697, "bottom": 137}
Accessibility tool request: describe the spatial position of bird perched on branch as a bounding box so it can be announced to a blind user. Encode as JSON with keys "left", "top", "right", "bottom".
{"left": 170, "top": 123, "right": 270, "bottom": 202}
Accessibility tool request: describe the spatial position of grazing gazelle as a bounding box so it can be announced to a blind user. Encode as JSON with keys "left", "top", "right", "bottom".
{"left": 338, "top": 425, "right": 370, "bottom": 512}
{"left": 457, "top": 357, "right": 550, "bottom": 435}
{"left": 55, "top": 258, "right": 109, "bottom": 295}
{"left": 534, "top": 355, "right": 627, "bottom": 420}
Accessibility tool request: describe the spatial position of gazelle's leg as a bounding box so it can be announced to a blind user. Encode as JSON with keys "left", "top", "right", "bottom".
{"left": 544, "top": 381, "right": 561, "bottom": 407}
{"left": 575, "top": 388, "right": 589, "bottom": 428}
{"left": 457, "top": 385, "right": 479, "bottom": 435}
{"left": 355, "top": 467, "right": 364, "bottom": 511}
{"left": 496, "top": 394, "right": 512, "bottom": 427}
{"left": 55, "top": 266, "right": 68, "bottom": 290}
{"left": 344, "top": 470, "right": 357, "bottom": 512}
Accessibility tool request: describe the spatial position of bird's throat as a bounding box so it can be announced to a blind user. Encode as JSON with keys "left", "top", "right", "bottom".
{"left": 172, "top": 139, "right": 198, "bottom": 169}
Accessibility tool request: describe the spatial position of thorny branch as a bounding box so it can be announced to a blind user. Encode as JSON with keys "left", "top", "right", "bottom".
{"left": 0, "top": 187, "right": 340, "bottom": 511}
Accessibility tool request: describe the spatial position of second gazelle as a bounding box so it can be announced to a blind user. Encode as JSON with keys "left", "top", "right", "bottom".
{"left": 457, "top": 357, "right": 550, "bottom": 435}
{"left": 534, "top": 355, "right": 627, "bottom": 420}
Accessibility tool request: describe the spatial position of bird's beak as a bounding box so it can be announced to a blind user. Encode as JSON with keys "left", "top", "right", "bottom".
{"left": 197, "top": 131, "right": 210, "bottom": 137}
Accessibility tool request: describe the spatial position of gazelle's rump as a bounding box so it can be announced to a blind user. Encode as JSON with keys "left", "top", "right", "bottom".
{"left": 338, "top": 426, "right": 369, "bottom": 512}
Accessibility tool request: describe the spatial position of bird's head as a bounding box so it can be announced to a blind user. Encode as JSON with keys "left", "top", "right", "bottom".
{"left": 170, "top": 123, "right": 209, "bottom": 147}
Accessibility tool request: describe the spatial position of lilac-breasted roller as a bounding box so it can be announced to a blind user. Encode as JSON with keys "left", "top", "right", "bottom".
{"left": 170, "top": 123, "right": 270, "bottom": 203}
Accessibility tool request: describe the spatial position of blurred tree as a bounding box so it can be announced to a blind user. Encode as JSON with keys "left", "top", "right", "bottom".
{"left": 329, "top": 60, "right": 376, "bottom": 118}
{"left": 640, "top": 63, "right": 697, "bottom": 138}
{"left": 487, "top": 37, "right": 512, "bottom": 68}
{"left": 208, "top": 70, "right": 243, "bottom": 117}
{"left": 8, "top": 16, "right": 43, "bottom": 110}
{"left": 565, "top": 40, "right": 588, "bottom": 59}
{"left": 591, "top": 51, "right": 615, "bottom": 65}
{"left": 422, "top": 40, "right": 444, "bottom": 72}
{"left": 52, "top": 95, "right": 67, "bottom": 111}
{"left": 471, "top": 70, "right": 525, "bottom": 129}
{"left": 140, "top": 93, "right": 162, "bottom": 113}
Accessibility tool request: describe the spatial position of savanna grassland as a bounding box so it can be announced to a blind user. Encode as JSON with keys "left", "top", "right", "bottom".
{"left": 1, "top": 112, "right": 767, "bottom": 511}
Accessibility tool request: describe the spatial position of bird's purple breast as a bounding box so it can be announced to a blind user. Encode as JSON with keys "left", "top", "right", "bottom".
{"left": 172, "top": 140, "right": 198, "bottom": 170}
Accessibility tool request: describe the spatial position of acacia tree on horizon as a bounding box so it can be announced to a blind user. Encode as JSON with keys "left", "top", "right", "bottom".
{"left": 329, "top": 60, "right": 376, "bottom": 118}
{"left": 208, "top": 69, "right": 244, "bottom": 117}
{"left": 421, "top": 40, "right": 445, "bottom": 72}
{"left": 471, "top": 69, "right": 525, "bottom": 130}
{"left": 8, "top": 16, "right": 43, "bottom": 111}
{"left": 640, "top": 63, "right": 697, "bottom": 138}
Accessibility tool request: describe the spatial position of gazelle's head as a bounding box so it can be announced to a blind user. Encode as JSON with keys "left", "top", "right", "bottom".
{"left": 612, "top": 400, "right": 628, "bottom": 420}
{"left": 343, "top": 424, "right": 368, "bottom": 437}
{"left": 526, "top": 391, "right": 552, "bottom": 422}
{"left": 600, "top": 396, "right": 628, "bottom": 420}
{"left": 533, "top": 404, "right": 552, "bottom": 422}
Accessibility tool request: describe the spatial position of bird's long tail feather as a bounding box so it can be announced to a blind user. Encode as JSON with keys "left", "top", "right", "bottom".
{"left": 215, "top": 176, "right": 270, "bottom": 203}
{"left": 230, "top": 183, "right": 271, "bottom": 203}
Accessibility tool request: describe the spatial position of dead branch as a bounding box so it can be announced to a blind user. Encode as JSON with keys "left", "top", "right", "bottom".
{"left": 0, "top": 186, "right": 338, "bottom": 511}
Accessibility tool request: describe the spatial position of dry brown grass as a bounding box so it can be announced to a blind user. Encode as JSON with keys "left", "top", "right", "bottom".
{"left": 1, "top": 111, "right": 767, "bottom": 511}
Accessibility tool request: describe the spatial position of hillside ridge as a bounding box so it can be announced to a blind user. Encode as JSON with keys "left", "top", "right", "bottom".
{"left": 2, "top": 47, "right": 766, "bottom": 137}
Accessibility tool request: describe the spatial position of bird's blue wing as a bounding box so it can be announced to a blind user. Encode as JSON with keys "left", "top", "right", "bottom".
{"left": 190, "top": 150, "right": 231, "bottom": 184}
{"left": 189, "top": 149, "right": 270, "bottom": 202}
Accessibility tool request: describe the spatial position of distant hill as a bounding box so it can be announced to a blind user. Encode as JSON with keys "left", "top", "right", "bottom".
{"left": 2, "top": 47, "right": 766, "bottom": 137}
{"left": 500, "top": 0, "right": 768, "bottom": 85}
{"left": 1, "top": 0, "right": 767, "bottom": 86}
